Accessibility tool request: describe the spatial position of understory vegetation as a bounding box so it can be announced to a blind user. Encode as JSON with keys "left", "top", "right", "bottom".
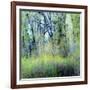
{"left": 21, "top": 54, "right": 80, "bottom": 78}
{"left": 20, "top": 10, "right": 80, "bottom": 78}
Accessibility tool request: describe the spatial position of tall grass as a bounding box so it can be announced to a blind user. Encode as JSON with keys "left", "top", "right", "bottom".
{"left": 21, "top": 54, "right": 80, "bottom": 78}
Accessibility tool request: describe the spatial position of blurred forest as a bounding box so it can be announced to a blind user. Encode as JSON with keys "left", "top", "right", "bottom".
{"left": 20, "top": 10, "right": 80, "bottom": 78}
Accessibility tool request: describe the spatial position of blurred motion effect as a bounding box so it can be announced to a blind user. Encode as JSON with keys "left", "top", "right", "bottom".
{"left": 20, "top": 10, "right": 80, "bottom": 79}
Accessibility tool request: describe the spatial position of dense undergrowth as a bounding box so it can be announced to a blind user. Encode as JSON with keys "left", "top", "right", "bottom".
{"left": 21, "top": 54, "right": 80, "bottom": 78}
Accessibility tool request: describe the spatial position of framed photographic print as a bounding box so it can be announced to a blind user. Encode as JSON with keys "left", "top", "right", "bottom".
{"left": 11, "top": 1, "right": 88, "bottom": 89}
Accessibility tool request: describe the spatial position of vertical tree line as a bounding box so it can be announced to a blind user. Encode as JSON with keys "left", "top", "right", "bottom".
{"left": 20, "top": 10, "right": 80, "bottom": 58}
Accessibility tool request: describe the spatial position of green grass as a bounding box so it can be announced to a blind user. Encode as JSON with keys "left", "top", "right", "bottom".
{"left": 21, "top": 54, "right": 80, "bottom": 78}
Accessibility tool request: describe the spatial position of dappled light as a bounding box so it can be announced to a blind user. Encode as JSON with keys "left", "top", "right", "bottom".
{"left": 20, "top": 10, "right": 80, "bottom": 78}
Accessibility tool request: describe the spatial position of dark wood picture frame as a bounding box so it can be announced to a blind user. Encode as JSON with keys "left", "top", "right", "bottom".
{"left": 11, "top": 1, "right": 88, "bottom": 89}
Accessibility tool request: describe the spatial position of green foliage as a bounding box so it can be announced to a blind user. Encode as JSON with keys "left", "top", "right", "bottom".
{"left": 21, "top": 55, "right": 80, "bottom": 78}
{"left": 20, "top": 10, "right": 80, "bottom": 78}
{"left": 71, "top": 14, "right": 80, "bottom": 43}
